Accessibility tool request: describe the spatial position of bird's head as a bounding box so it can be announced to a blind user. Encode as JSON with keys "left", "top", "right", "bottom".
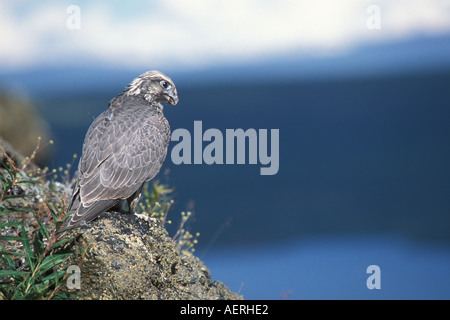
{"left": 125, "top": 70, "right": 179, "bottom": 106}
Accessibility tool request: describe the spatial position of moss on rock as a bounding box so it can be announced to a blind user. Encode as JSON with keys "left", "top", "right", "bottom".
{"left": 65, "top": 212, "right": 242, "bottom": 300}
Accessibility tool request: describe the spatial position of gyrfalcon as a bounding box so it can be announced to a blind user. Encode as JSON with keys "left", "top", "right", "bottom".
{"left": 63, "top": 70, "right": 178, "bottom": 228}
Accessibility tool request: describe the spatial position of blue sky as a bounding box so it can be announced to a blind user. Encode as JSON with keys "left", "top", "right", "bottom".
{"left": 1, "top": 0, "right": 450, "bottom": 77}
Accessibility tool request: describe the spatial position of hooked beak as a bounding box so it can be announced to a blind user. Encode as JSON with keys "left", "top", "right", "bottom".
{"left": 163, "top": 93, "right": 179, "bottom": 106}
{"left": 168, "top": 95, "right": 179, "bottom": 105}
{"left": 169, "top": 87, "right": 179, "bottom": 105}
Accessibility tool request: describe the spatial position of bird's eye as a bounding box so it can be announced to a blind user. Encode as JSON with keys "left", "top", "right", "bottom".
{"left": 160, "top": 80, "right": 171, "bottom": 89}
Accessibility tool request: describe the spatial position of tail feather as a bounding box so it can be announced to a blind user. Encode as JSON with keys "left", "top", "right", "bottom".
{"left": 63, "top": 199, "right": 119, "bottom": 229}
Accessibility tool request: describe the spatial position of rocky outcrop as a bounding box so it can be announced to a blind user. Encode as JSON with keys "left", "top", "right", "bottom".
{"left": 65, "top": 212, "right": 242, "bottom": 300}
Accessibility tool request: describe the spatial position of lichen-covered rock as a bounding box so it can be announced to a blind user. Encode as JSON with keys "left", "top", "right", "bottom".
{"left": 65, "top": 212, "right": 242, "bottom": 300}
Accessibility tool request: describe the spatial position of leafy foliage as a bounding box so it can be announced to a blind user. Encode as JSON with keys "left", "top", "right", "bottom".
{"left": 0, "top": 141, "right": 77, "bottom": 299}
{"left": 138, "top": 180, "right": 174, "bottom": 224}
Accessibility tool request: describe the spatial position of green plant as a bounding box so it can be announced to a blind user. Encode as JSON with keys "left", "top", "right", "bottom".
{"left": 138, "top": 180, "right": 174, "bottom": 225}
{"left": 172, "top": 210, "right": 200, "bottom": 255}
{"left": 0, "top": 219, "right": 75, "bottom": 299}
{"left": 138, "top": 180, "right": 200, "bottom": 255}
{"left": 0, "top": 140, "right": 79, "bottom": 300}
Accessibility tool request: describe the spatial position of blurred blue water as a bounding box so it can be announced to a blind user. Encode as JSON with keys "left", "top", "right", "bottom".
{"left": 202, "top": 235, "right": 450, "bottom": 299}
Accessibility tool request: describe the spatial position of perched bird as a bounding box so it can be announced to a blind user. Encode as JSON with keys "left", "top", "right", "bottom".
{"left": 63, "top": 70, "right": 178, "bottom": 229}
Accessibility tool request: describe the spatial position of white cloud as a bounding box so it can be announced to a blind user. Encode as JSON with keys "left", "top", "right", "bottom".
{"left": 0, "top": 0, "right": 449, "bottom": 71}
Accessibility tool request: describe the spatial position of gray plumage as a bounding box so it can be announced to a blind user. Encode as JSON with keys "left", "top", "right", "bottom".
{"left": 64, "top": 70, "right": 178, "bottom": 228}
